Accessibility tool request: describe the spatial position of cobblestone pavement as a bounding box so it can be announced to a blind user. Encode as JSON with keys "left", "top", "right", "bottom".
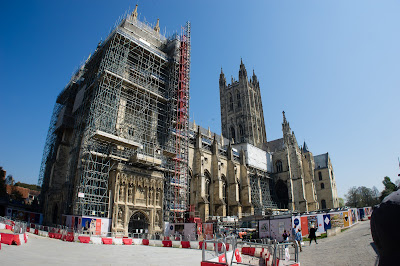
{"left": 0, "top": 234, "right": 203, "bottom": 265}
{"left": 298, "top": 220, "right": 379, "bottom": 266}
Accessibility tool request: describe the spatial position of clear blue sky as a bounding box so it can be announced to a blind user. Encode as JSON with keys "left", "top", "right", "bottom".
{"left": 1, "top": 1, "right": 399, "bottom": 199}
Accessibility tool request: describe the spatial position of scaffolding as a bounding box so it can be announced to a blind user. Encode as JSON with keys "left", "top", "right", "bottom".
{"left": 164, "top": 23, "right": 191, "bottom": 222}
{"left": 248, "top": 167, "right": 277, "bottom": 214}
{"left": 38, "top": 11, "right": 190, "bottom": 221}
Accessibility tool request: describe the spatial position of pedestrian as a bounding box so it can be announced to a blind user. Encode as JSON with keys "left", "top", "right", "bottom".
{"left": 282, "top": 230, "right": 290, "bottom": 242}
{"left": 292, "top": 226, "right": 297, "bottom": 241}
{"left": 308, "top": 224, "right": 317, "bottom": 245}
{"left": 295, "top": 229, "right": 303, "bottom": 252}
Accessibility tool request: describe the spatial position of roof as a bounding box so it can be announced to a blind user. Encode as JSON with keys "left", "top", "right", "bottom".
{"left": 6, "top": 185, "right": 40, "bottom": 199}
{"left": 266, "top": 138, "right": 285, "bottom": 152}
{"left": 314, "top": 153, "right": 329, "bottom": 169}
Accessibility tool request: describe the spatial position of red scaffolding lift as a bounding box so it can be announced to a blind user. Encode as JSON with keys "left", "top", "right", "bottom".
{"left": 171, "top": 22, "right": 191, "bottom": 222}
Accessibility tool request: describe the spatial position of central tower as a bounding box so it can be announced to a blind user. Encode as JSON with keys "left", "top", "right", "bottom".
{"left": 219, "top": 60, "right": 267, "bottom": 148}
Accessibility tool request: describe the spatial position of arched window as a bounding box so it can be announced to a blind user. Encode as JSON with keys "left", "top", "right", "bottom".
{"left": 318, "top": 172, "right": 322, "bottom": 181}
{"left": 230, "top": 127, "right": 236, "bottom": 142}
{"left": 239, "top": 124, "right": 244, "bottom": 142}
{"left": 205, "top": 172, "right": 211, "bottom": 203}
{"left": 229, "top": 93, "right": 233, "bottom": 111}
{"left": 331, "top": 170, "right": 334, "bottom": 180}
{"left": 237, "top": 182, "right": 241, "bottom": 203}
{"left": 321, "top": 183, "right": 325, "bottom": 189}
{"left": 321, "top": 199, "right": 326, "bottom": 209}
{"left": 276, "top": 160, "right": 283, "bottom": 173}
{"left": 236, "top": 91, "right": 241, "bottom": 108}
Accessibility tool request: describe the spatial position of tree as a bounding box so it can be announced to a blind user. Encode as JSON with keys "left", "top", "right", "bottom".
{"left": 346, "top": 186, "right": 362, "bottom": 207}
{"left": 0, "top": 167, "right": 7, "bottom": 197}
{"left": 338, "top": 197, "right": 345, "bottom": 207}
{"left": 5, "top": 174, "right": 14, "bottom": 185}
{"left": 11, "top": 187, "right": 24, "bottom": 202}
{"left": 345, "top": 186, "right": 379, "bottom": 207}
{"left": 380, "top": 176, "right": 398, "bottom": 201}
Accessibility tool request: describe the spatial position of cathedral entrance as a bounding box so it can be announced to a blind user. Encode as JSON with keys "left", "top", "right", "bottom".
{"left": 128, "top": 211, "right": 149, "bottom": 234}
{"left": 275, "top": 179, "right": 289, "bottom": 209}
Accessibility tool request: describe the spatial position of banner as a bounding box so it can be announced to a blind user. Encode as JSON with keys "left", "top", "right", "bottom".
{"left": 259, "top": 220, "right": 270, "bottom": 238}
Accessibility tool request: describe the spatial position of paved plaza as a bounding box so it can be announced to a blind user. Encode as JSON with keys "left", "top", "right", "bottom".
{"left": 0, "top": 220, "right": 378, "bottom": 265}
{"left": 299, "top": 220, "right": 378, "bottom": 266}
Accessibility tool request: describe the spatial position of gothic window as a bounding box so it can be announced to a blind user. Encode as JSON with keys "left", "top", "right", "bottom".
{"left": 230, "top": 127, "right": 236, "bottom": 142}
{"left": 321, "top": 199, "right": 326, "bottom": 209}
{"left": 229, "top": 93, "right": 233, "bottom": 111}
{"left": 276, "top": 160, "right": 283, "bottom": 173}
{"left": 237, "top": 182, "right": 241, "bottom": 203}
{"left": 321, "top": 183, "right": 325, "bottom": 189}
{"left": 222, "top": 175, "right": 227, "bottom": 204}
{"left": 205, "top": 172, "right": 211, "bottom": 203}
{"left": 318, "top": 172, "right": 322, "bottom": 181}
{"left": 331, "top": 170, "right": 334, "bottom": 180}
{"left": 236, "top": 91, "right": 241, "bottom": 108}
{"left": 239, "top": 124, "right": 244, "bottom": 142}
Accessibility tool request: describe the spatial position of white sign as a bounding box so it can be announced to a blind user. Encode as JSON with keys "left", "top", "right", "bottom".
{"left": 78, "top": 192, "right": 85, "bottom": 198}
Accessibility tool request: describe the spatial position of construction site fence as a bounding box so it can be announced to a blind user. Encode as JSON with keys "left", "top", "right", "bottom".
{"left": 200, "top": 236, "right": 300, "bottom": 266}
{"left": 237, "top": 239, "right": 300, "bottom": 265}
{"left": 0, "top": 216, "right": 28, "bottom": 234}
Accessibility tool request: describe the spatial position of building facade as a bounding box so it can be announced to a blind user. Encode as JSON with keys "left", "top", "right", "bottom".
{"left": 39, "top": 7, "right": 339, "bottom": 236}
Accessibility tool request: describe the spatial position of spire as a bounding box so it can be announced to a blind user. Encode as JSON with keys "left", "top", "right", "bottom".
{"left": 282, "top": 110, "right": 291, "bottom": 135}
{"left": 252, "top": 69, "right": 258, "bottom": 84}
{"left": 154, "top": 18, "right": 160, "bottom": 33}
{"left": 131, "top": 4, "right": 138, "bottom": 21}
{"left": 239, "top": 58, "right": 247, "bottom": 82}
{"left": 219, "top": 68, "right": 226, "bottom": 87}
{"left": 282, "top": 111, "right": 287, "bottom": 124}
{"left": 302, "top": 141, "right": 309, "bottom": 152}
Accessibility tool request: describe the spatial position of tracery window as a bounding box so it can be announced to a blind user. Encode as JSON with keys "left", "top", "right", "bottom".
{"left": 276, "top": 160, "right": 283, "bottom": 173}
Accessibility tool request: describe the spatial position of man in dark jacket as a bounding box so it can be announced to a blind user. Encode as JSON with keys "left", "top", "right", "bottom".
{"left": 371, "top": 190, "right": 400, "bottom": 265}
{"left": 308, "top": 224, "right": 317, "bottom": 245}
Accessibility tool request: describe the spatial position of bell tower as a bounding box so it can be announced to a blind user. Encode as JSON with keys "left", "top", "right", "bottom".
{"left": 219, "top": 59, "right": 267, "bottom": 148}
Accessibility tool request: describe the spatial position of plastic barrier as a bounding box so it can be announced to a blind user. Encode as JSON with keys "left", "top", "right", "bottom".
{"left": 34, "top": 229, "right": 39, "bottom": 235}
{"left": 123, "top": 238, "right": 133, "bottom": 245}
{"left": 102, "top": 238, "right": 113, "bottom": 245}
{"left": 216, "top": 243, "right": 230, "bottom": 252}
{"left": 199, "top": 241, "right": 206, "bottom": 250}
{"left": 49, "top": 232, "right": 55, "bottom": 238}
{"left": 55, "top": 233, "right": 62, "bottom": 239}
{"left": 142, "top": 239, "right": 149, "bottom": 245}
{"left": 91, "top": 237, "right": 102, "bottom": 245}
{"left": 1, "top": 233, "right": 14, "bottom": 245}
{"left": 113, "top": 238, "right": 123, "bottom": 245}
{"left": 5, "top": 225, "right": 12, "bottom": 231}
{"left": 78, "top": 236, "right": 90, "bottom": 243}
{"left": 181, "top": 241, "right": 190, "bottom": 248}
{"left": 162, "top": 240, "right": 172, "bottom": 247}
{"left": 132, "top": 238, "right": 141, "bottom": 245}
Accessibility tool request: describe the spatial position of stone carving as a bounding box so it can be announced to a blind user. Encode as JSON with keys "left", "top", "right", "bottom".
{"left": 128, "top": 184, "right": 133, "bottom": 203}
{"left": 149, "top": 188, "right": 153, "bottom": 205}
{"left": 120, "top": 183, "right": 125, "bottom": 202}
{"left": 118, "top": 207, "right": 124, "bottom": 226}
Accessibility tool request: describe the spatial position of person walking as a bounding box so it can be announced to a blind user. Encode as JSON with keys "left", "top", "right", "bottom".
{"left": 295, "top": 229, "right": 303, "bottom": 252}
{"left": 282, "top": 230, "right": 290, "bottom": 242}
{"left": 309, "top": 224, "right": 318, "bottom": 245}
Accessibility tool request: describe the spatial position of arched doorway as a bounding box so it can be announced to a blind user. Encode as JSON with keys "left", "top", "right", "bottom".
{"left": 128, "top": 211, "right": 149, "bottom": 234}
{"left": 275, "top": 179, "right": 289, "bottom": 209}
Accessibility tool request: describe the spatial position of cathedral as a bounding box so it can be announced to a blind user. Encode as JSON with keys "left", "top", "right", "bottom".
{"left": 39, "top": 6, "right": 339, "bottom": 236}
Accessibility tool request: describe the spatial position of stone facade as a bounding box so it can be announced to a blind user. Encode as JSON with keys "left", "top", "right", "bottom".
{"left": 221, "top": 61, "right": 339, "bottom": 213}
{"left": 109, "top": 163, "right": 163, "bottom": 235}
{"left": 219, "top": 60, "right": 267, "bottom": 148}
